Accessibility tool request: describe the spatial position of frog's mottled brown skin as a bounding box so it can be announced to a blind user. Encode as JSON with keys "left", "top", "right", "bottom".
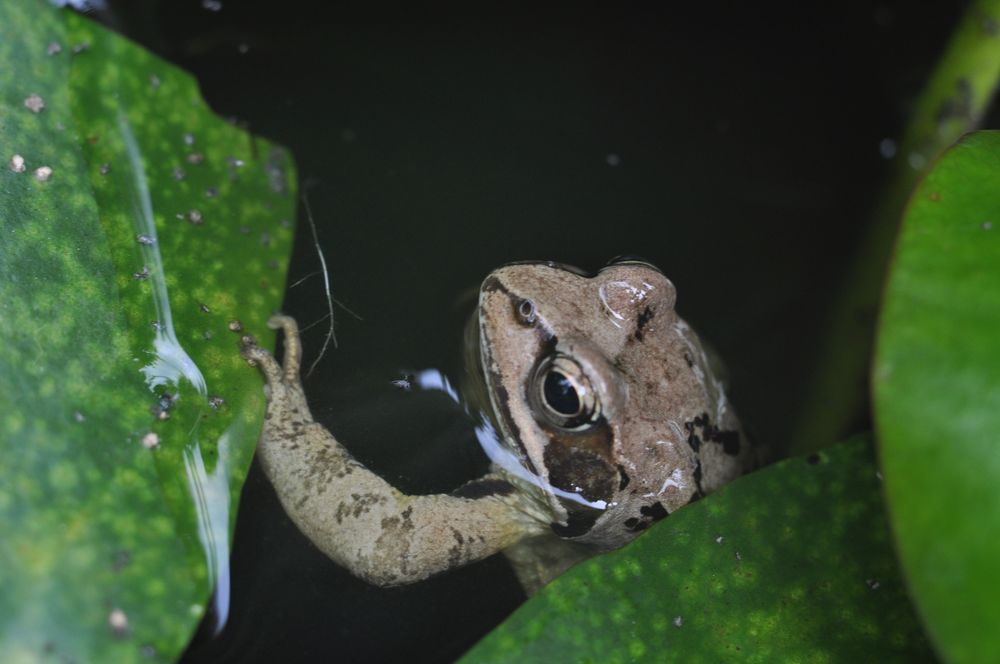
{"left": 243, "top": 262, "right": 757, "bottom": 592}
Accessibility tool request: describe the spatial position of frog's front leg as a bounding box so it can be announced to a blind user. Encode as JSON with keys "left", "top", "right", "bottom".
{"left": 241, "top": 315, "right": 542, "bottom": 586}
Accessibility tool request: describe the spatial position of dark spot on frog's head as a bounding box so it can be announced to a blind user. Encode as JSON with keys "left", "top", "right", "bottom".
{"left": 550, "top": 511, "right": 599, "bottom": 538}
{"left": 543, "top": 441, "right": 617, "bottom": 505}
{"left": 633, "top": 305, "right": 654, "bottom": 342}
{"left": 687, "top": 412, "right": 741, "bottom": 456}
{"left": 617, "top": 465, "right": 630, "bottom": 491}
{"left": 623, "top": 517, "right": 647, "bottom": 532}
{"left": 640, "top": 502, "right": 669, "bottom": 522}
{"left": 480, "top": 275, "right": 508, "bottom": 295}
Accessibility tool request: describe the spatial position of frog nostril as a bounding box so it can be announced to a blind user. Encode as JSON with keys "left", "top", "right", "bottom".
{"left": 515, "top": 298, "right": 537, "bottom": 325}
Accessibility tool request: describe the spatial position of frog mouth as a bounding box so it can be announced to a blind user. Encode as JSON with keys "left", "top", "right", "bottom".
{"left": 461, "top": 304, "right": 533, "bottom": 470}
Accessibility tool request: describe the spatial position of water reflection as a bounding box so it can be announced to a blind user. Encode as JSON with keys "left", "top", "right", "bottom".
{"left": 413, "top": 368, "right": 608, "bottom": 510}
{"left": 118, "top": 114, "right": 230, "bottom": 631}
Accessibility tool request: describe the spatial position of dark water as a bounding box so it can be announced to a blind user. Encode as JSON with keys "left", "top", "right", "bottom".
{"left": 92, "top": 1, "right": 974, "bottom": 661}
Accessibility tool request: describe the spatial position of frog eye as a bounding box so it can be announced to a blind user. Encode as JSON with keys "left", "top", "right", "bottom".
{"left": 533, "top": 355, "right": 600, "bottom": 430}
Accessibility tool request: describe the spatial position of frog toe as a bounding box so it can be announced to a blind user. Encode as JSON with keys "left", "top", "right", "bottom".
{"left": 266, "top": 314, "right": 302, "bottom": 380}
{"left": 240, "top": 335, "right": 284, "bottom": 385}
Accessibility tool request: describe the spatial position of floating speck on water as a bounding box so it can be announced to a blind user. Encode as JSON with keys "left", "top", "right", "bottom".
{"left": 605, "top": 153, "right": 621, "bottom": 167}
{"left": 228, "top": 319, "right": 244, "bottom": 332}
{"left": 268, "top": 259, "right": 279, "bottom": 270}
{"left": 202, "top": 0, "right": 223, "bottom": 11}
{"left": 46, "top": 41, "right": 62, "bottom": 56}
{"left": 391, "top": 377, "right": 412, "bottom": 391}
{"left": 133, "top": 266, "right": 150, "bottom": 280}
{"left": 227, "top": 156, "right": 245, "bottom": 168}
{"left": 34, "top": 166, "right": 53, "bottom": 182}
{"left": 140, "top": 645, "right": 157, "bottom": 659}
{"left": 342, "top": 128, "right": 357, "bottom": 143}
{"left": 199, "top": 303, "right": 212, "bottom": 313}
{"left": 875, "top": 470, "right": 883, "bottom": 481}
{"left": 9, "top": 154, "right": 26, "bottom": 173}
{"left": 73, "top": 411, "right": 86, "bottom": 423}
{"left": 108, "top": 608, "right": 128, "bottom": 636}
{"left": 24, "top": 93, "right": 45, "bottom": 113}
{"left": 183, "top": 132, "right": 196, "bottom": 146}
{"left": 112, "top": 549, "right": 131, "bottom": 572}
{"left": 142, "top": 432, "right": 160, "bottom": 449}
{"left": 673, "top": 616, "right": 683, "bottom": 628}
{"left": 56, "top": 122, "right": 65, "bottom": 131}
{"left": 261, "top": 232, "right": 271, "bottom": 247}
{"left": 735, "top": 551, "right": 742, "bottom": 561}
{"left": 279, "top": 218, "right": 292, "bottom": 229}
{"left": 173, "top": 167, "right": 186, "bottom": 181}
{"left": 908, "top": 152, "right": 926, "bottom": 170}
{"left": 208, "top": 396, "right": 225, "bottom": 410}
{"left": 203, "top": 329, "right": 213, "bottom": 340}
{"left": 151, "top": 320, "right": 164, "bottom": 332}
{"left": 866, "top": 578, "right": 881, "bottom": 590}
{"left": 99, "top": 163, "right": 111, "bottom": 175}
{"left": 715, "top": 535, "right": 724, "bottom": 544}
{"left": 72, "top": 42, "right": 91, "bottom": 55}
{"left": 187, "top": 209, "right": 204, "bottom": 225}
{"left": 136, "top": 234, "right": 155, "bottom": 246}
{"left": 239, "top": 226, "right": 251, "bottom": 235}
{"left": 149, "top": 74, "right": 161, "bottom": 90}
{"left": 878, "top": 138, "right": 897, "bottom": 159}
{"left": 151, "top": 393, "right": 177, "bottom": 420}
{"left": 238, "top": 42, "right": 250, "bottom": 54}
{"left": 188, "top": 152, "right": 205, "bottom": 165}
{"left": 983, "top": 221, "right": 993, "bottom": 231}
{"left": 205, "top": 186, "right": 218, "bottom": 197}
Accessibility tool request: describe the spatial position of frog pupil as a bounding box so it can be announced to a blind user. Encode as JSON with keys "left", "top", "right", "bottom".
{"left": 543, "top": 370, "right": 580, "bottom": 416}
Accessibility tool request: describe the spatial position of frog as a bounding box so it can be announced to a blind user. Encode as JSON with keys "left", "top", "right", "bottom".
{"left": 239, "top": 260, "right": 757, "bottom": 593}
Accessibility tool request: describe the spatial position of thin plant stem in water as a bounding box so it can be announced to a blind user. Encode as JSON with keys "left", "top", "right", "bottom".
{"left": 300, "top": 191, "right": 336, "bottom": 377}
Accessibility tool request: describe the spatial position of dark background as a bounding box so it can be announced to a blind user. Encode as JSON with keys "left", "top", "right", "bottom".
{"left": 92, "top": 1, "right": 973, "bottom": 661}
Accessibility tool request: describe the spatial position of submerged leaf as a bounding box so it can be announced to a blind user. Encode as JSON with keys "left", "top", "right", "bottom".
{"left": 463, "top": 437, "right": 933, "bottom": 663}
{"left": 875, "top": 131, "right": 1000, "bottom": 664}
{"left": 0, "top": 2, "right": 295, "bottom": 662}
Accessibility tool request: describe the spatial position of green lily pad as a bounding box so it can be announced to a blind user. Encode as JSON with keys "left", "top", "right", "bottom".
{"left": 874, "top": 131, "right": 1000, "bottom": 664}
{"left": 0, "top": 2, "right": 295, "bottom": 662}
{"left": 462, "top": 437, "right": 933, "bottom": 663}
